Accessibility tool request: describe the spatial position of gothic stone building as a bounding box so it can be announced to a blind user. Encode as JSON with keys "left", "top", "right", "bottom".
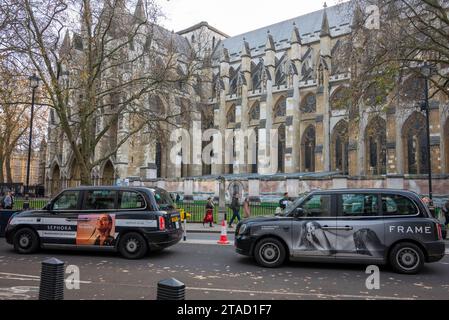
{"left": 45, "top": 1, "right": 449, "bottom": 200}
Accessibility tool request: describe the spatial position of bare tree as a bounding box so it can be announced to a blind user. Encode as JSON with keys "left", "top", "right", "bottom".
{"left": 336, "top": 0, "right": 449, "bottom": 116}
{"left": 0, "top": 58, "right": 47, "bottom": 184}
{"left": 0, "top": 0, "right": 208, "bottom": 185}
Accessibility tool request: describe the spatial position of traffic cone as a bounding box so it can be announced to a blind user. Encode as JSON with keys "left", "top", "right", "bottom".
{"left": 217, "top": 219, "right": 230, "bottom": 245}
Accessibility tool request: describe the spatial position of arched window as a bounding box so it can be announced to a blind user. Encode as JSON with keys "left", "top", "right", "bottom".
{"left": 274, "top": 97, "right": 286, "bottom": 118}
{"left": 249, "top": 101, "right": 260, "bottom": 121}
{"left": 149, "top": 95, "right": 165, "bottom": 115}
{"left": 330, "top": 87, "right": 350, "bottom": 110}
{"left": 277, "top": 124, "right": 286, "bottom": 173}
{"left": 229, "top": 67, "right": 238, "bottom": 95}
{"left": 301, "top": 93, "right": 316, "bottom": 113}
{"left": 226, "top": 105, "right": 236, "bottom": 126}
{"left": 365, "top": 117, "right": 387, "bottom": 175}
{"left": 102, "top": 160, "right": 114, "bottom": 185}
{"left": 302, "top": 126, "right": 316, "bottom": 172}
{"left": 156, "top": 142, "right": 162, "bottom": 178}
{"left": 248, "top": 126, "right": 259, "bottom": 174}
{"left": 402, "top": 112, "right": 428, "bottom": 174}
{"left": 363, "top": 83, "right": 387, "bottom": 106}
{"left": 331, "top": 120, "right": 349, "bottom": 174}
{"left": 51, "top": 164, "right": 61, "bottom": 197}
{"left": 399, "top": 76, "right": 425, "bottom": 102}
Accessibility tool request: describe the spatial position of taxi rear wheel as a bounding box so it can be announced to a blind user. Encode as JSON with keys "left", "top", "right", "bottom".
{"left": 253, "top": 237, "right": 286, "bottom": 268}
{"left": 118, "top": 232, "right": 148, "bottom": 259}
{"left": 389, "top": 242, "right": 424, "bottom": 274}
{"left": 13, "top": 228, "right": 40, "bottom": 254}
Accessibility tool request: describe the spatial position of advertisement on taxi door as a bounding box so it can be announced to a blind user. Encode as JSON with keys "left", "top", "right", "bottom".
{"left": 76, "top": 214, "right": 116, "bottom": 246}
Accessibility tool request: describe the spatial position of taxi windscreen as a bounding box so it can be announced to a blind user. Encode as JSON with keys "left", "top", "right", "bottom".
{"left": 153, "top": 189, "right": 175, "bottom": 210}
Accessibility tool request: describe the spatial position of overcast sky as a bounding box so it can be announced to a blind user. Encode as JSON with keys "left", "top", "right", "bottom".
{"left": 156, "top": 0, "right": 344, "bottom": 36}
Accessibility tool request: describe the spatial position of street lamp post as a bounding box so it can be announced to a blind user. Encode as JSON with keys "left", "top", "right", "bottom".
{"left": 26, "top": 74, "right": 40, "bottom": 197}
{"left": 421, "top": 62, "right": 432, "bottom": 201}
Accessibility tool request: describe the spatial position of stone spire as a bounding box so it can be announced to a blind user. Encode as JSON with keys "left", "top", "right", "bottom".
{"left": 291, "top": 22, "right": 301, "bottom": 45}
{"left": 221, "top": 45, "right": 230, "bottom": 63}
{"left": 134, "top": 0, "right": 146, "bottom": 22}
{"left": 320, "top": 2, "right": 330, "bottom": 37}
{"left": 241, "top": 37, "right": 251, "bottom": 57}
{"left": 59, "top": 30, "right": 71, "bottom": 56}
{"left": 265, "top": 30, "right": 275, "bottom": 51}
{"left": 352, "top": 1, "right": 364, "bottom": 28}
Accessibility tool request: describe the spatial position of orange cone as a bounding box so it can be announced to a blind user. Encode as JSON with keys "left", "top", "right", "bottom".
{"left": 217, "top": 219, "right": 230, "bottom": 245}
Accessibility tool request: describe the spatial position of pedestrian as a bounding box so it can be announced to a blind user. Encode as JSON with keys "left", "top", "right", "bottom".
{"left": 279, "top": 192, "right": 290, "bottom": 210}
{"left": 203, "top": 197, "right": 214, "bottom": 227}
{"left": 243, "top": 197, "right": 251, "bottom": 219}
{"left": 442, "top": 200, "right": 449, "bottom": 227}
{"left": 228, "top": 192, "right": 241, "bottom": 228}
{"left": 3, "top": 191, "right": 13, "bottom": 209}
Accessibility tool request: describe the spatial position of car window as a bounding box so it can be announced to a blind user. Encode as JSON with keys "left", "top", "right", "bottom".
{"left": 340, "top": 194, "right": 379, "bottom": 217}
{"left": 53, "top": 191, "right": 79, "bottom": 210}
{"left": 153, "top": 188, "right": 175, "bottom": 210}
{"left": 84, "top": 190, "right": 116, "bottom": 210}
{"left": 381, "top": 194, "right": 418, "bottom": 216}
{"left": 118, "top": 191, "right": 146, "bottom": 209}
{"left": 299, "top": 194, "right": 333, "bottom": 218}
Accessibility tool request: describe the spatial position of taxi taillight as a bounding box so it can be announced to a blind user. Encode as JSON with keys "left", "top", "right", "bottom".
{"left": 159, "top": 216, "right": 165, "bottom": 231}
{"left": 436, "top": 223, "right": 443, "bottom": 240}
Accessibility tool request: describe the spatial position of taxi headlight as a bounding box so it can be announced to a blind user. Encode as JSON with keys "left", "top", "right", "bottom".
{"left": 238, "top": 224, "right": 248, "bottom": 235}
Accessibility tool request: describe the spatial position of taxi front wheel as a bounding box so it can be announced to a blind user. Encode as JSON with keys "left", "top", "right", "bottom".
{"left": 389, "top": 242, "right": 424, "bottom": 274}
{"left": 118, "top": 232, "right": 148, "bottom": 259}
{"left": 13, "top": 228, "right": 40, "bottom": 254}
{"left": 254, "top": 237, "right": 286, "bottom": 268}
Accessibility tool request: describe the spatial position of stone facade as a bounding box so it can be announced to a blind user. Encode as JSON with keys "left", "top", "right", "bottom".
{"left": 45, "top": 2, "right": 449, "bottom": 198}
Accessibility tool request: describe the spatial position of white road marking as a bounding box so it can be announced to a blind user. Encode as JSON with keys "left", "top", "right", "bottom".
{"left": 180, "top": 239, "right": 233, "bottom": 246}
{"left": 186, "top": 286, "right": 415, "bottom": 300}
{"left": 0, "top": 272, "right": 91, "bottom": 284}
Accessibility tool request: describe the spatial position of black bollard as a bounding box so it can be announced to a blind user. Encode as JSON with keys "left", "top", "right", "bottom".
{"left": 39, "top": 258, "right": 65, "bottom": 300}
{"left": 157, "top": 278, "right": 185, "bottom": 300}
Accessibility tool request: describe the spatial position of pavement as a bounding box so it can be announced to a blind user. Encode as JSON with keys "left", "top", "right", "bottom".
{"left": 185, "top": 222, "right": 231, "bottom": 233}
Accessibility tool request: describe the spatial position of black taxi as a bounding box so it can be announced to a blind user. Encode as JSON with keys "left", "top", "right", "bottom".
{"left": 5, "top": 186, "right": 182, "bottom": 259}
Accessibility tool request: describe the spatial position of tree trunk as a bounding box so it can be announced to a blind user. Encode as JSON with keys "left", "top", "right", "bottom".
{"left": 5, "top": 154, "right": 12, "bottom": 184}
{"left": 0, "top": 157, "right": 4, "bottom": 184}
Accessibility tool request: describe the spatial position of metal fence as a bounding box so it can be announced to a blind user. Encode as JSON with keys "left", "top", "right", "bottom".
{"left": 11, "top": 198, "right": 49, "bottom": 210}
{"left": 5, "top": 198, "right": 279, "bottom": 223}
{"left": 175, "top": 201, "right": 279, "bottom": 223}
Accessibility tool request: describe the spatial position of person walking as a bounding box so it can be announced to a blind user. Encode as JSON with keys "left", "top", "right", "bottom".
{"left": 228, "top": 192, "right": 241, "bottom": 228}
{"left": 442, "top": 200, "right": 449, "bottom": 228}
{"left": 243, "top": 197, "right": 251, "bottom": 219}
{"left": 279, "top": 192, "right": 290, "bottom": 210}
{"left": 3, "top": 191, "right": 13, "bottom": 209}
{"left": 203, "top": 197, "right": 214, "bottom": 227}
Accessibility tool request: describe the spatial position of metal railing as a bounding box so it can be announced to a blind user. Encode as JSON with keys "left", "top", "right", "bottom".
{"left": 175, "top": 201, "right": 279, "bottom": 223}
{"left": 11, "top": 198, "right": 49, "bottom": 210}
